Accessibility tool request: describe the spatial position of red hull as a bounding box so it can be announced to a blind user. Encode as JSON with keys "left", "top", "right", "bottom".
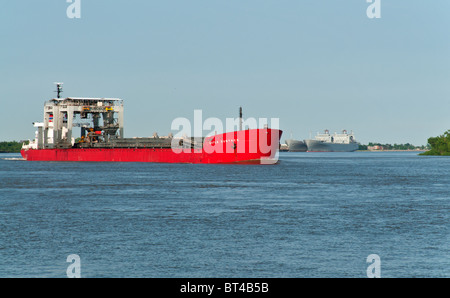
{"left": 21, "top": 129, "right": 282, "bottom": 164}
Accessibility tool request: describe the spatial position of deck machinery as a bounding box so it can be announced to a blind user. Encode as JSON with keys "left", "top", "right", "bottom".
{"left": 36, "top": 83, "right": 175, "bottom": 150}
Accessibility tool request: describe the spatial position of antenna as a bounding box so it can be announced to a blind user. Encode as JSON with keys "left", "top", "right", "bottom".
{"left": 54, "top": 82, "right": 63, "bottom": 99}
{"left": 239, "top": 107, "right": 243, "bottom": 131}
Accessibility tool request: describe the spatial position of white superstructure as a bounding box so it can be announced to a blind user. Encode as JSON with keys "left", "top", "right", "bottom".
{"left": 305, "top": 130, "right": 359, "bottom": 152}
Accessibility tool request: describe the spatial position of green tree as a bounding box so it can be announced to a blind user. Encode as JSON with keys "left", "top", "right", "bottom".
{"left": 420, "top": 130, "right": 450, "bottom": 156}
{"left": 0, "top": 141, "right": 24, "bottom": 153}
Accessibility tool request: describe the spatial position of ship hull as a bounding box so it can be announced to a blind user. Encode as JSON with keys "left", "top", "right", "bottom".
{"left": 285, "top": 139, "right": 307, "bottom": 152}
{"left": 305, "top": 139, "right": 359, "bottom": 152}
{"left": 21, "top": 129, "right": 282, "bottom": 164}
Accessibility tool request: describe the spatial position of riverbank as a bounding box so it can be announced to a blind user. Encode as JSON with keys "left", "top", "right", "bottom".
{"left": 0, "top": 141, "right": 24, "bottom": 153}
{"left": 358, "top": 149, "right": 428, "bottom": 152}
{"left": 419, "top": 130, "right": 450, "bottom": 156}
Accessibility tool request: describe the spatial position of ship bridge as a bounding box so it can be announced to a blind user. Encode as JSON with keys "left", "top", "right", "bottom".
{"left": 39, "top": 84, "right": 124, "bottom": 149}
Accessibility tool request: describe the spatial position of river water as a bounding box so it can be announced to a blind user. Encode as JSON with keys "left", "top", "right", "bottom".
{"left": 0, "top": 151, "right": 448, "bottom": 277}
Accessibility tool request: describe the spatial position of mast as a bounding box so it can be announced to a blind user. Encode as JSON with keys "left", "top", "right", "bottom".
{"left": 239, "top": 107, "right": 243, "bottom": 131}
{"left": 54, "top": 82, "right": 63, "bottom": 99}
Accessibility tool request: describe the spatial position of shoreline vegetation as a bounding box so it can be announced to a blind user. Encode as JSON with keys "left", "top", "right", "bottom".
{"left": 0, "top": 141, "right": 26, "bottom": 153}
{"left": 419, "top": 130, "right": 450, "bottom": 156}
{"left": 333, "top": 148, "right": 427, "bottom": 152}
{"left": 358, "top": 143, "right": 429, "bottom": 151}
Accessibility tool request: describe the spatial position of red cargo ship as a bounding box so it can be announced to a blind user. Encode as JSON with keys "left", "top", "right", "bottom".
{"left": 21, "top": 84, "right": 282, "bottom": 164}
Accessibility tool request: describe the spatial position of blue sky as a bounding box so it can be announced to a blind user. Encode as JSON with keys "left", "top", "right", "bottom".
{"left": 1, "top": 0, "right": 449, "bottom": 145}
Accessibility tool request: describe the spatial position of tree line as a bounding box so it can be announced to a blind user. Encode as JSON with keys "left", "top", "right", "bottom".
{"left": 358, "top": 142, "right": 429, "bottom": 151}
{"left": 0, "top": 141, "right": 25, "bottom": 153}
{"left": 419, "top": 130, "right": 450, "bottom": 156}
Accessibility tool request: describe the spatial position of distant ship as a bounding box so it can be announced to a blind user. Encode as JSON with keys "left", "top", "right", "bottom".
{"left": 305, "top": 130, "right": 359, "bottom": 152}
{"left": 285, "top": 139, "right": 307, "bottom": 152}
